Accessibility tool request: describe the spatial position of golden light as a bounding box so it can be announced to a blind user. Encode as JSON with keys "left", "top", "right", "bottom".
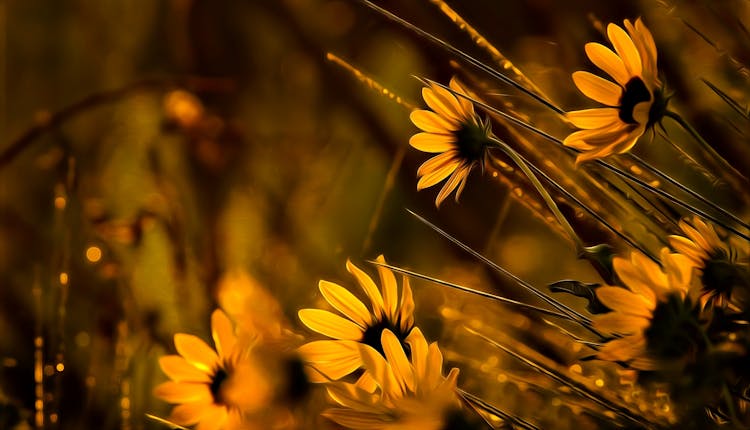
{"left": 85, "top": 246, "right": 102, "bottom": 263}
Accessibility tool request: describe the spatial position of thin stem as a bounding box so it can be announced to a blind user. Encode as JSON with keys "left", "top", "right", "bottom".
{"left": 421, "top": 78, "right": 750, "bottom": 242}
{"left": 487, "top": 147, "right": 661, "bottom": 263}
{"left": 486, "top": 136, "right": 585, "bottom": 255}
{"left": 459, "top": 389, "right": 541, "bottom": 430}
{"left": 368, "top": 260, "right": 575, "bottom": 321}
{"left": 406, "top": 209, "right": 604, "bottom": 338}
{"left": 466, "top": 327, "right": 656, "bottom": 429}
{"left": 358, "top": 0, "right": 564, "bottom": 114}
{"left": 664, "top": 110, "right": 748, "bottom": 184}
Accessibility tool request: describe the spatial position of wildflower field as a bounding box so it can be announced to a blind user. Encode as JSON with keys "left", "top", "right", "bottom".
{"left": 1, "top": 1, "right": 749, "bottom": 429}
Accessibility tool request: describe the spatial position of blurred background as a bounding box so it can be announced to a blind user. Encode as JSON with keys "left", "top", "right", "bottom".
{"left": 1, "top": 0, "right": 748, "bottom": 428}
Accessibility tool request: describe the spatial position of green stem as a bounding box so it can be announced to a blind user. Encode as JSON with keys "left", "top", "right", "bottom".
{"left": 487, "top": 136, "right": 585, "bottom": 255}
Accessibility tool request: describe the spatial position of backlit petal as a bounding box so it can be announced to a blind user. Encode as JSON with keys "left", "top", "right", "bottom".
{"left": 319, "top": 280, "right": 371, "bottom": 328}
{"left": 346, "top": 260, "right": 386, "bottom": 319}
{"left": 154, "top": 381, "right": 212, "bottom": 404}
{"left": 381, "top": 329, "right": 415, "bottom": 393}
{"left": 374, "top": 255, "right": 398, "bottom": 320}
{"left": 410, "top": 110, "right": 459, "bottom": 133}
{"left": 566, "top": 108, "right": 620, "bottom": 129}
{"left": 596, "top": 286, "right": 653, "bottom": 316}
{"left": 210, "top": 309, "right": 236, "bottom": 361}
{"left": 409, "top": 132, "right": 456, "bottom": 153}
{"left": 585, "top": 43, "right": 629, "bottom": 85}
{"left": 607, "top": 23, "right": 642, "bottom": 77}
{"left": 159, "top": 355, "right": 212, "bottom": 383}
{"left": 174, "top": 334, "right": 220, "bottom": 374}
{"left": 298, "top": 309, "right": 363, "bottom": 340}
{"left": 572, "top": 71, "right": 621, "bottom": 106}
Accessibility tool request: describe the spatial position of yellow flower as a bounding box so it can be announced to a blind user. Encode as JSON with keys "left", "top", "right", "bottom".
{"left": 154, "top": 309, "right": 262, "bottom": 430}
{"left": 410, "top": 77, "right": 492, "bottom": 207}
{"left": 322, "top": 328, "right": 465, "bottom": 430}
{"left": 593, "top": 248, "right": 700, "bottom": 370}
{"left": 154, "top": 309, "right": 304, "bottom": 430}
{"left": 298, "top": 255, "right": 415, "bottom": 382}
{"left": 564, "top": 18, "right": 666, "bottom": 163}
{"left": 668, "top": 217, "right": 749, "bottom": 310}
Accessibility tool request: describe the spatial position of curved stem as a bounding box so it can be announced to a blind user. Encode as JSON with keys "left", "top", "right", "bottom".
{"left": 424, "top": 78, "right": 750, "bottom": 242}
{"left": 487, "top": 147, "right": 660, "bottom": 263}
{"left": 487, "top": 137, "right": 584, "bottom": 255}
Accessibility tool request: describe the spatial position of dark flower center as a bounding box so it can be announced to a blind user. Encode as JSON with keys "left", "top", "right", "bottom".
{"left": 361, "top": 317, "right": 412, "bottom": 357}
{"left": 618, "top": 77, "right": 651, "bottom": 124}
{"left": 701, "top": 254, "right": 750, "bottom": 300}
{"left": 455, "top": 122, "right": 489, "bottom": 163}
{"left": 210, "top": 368, "right": 228, "bottom": 403}
{"left": 644, "top": 293, "right": 702, "bottom": 360}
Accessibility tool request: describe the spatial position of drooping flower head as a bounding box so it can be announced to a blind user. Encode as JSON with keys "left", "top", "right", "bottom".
{"left": 564, "top": 18, "right": 667, "bottom": 163}
{"left": 410, "top": 77, "right": 492, "bottom": 207}
{"left": 593, "top": 248, "right": 702, "bottom": 371}
{"left": 298, "top": 255, "right": 415, "bottom": 382}
{"left": 668, "top": 216, "right": 750, "bottom": 311}
{"left": 322, "top": 328, "right": 476, "bottom": 430}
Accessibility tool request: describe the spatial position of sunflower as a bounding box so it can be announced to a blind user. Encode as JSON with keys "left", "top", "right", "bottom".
{"left": 298, "top": 255, "right": 415, "bottom": 382}
{"left": 322, "top": 328, "right": 476, "bottom": 430}
{"left": 564, "top": 18, "right": 668, "bottom": 163}
{"left": 592, "top": 248, "right": 703, "bottom": 371}
{"left": 154, "top": 309, "right": 266, "bottom": 430}
{"left": 410, "top": 77, "right": 492, "bottom": 207}
{"left": 668, "top": 216, "right": 750, "bottom": 310}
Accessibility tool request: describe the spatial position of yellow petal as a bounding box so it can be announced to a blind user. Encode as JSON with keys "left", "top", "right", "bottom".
{"left": 405, "top": 328, "right": 428, "bottom": 382}
{"left": 381, "top": 329, "right": 415, "bottom": 393}
{"left": 309, "top": 354, "right": 363, "bottom": 381}
{"left": 449, "top": 77, "right": 475, "bottom": 119}
{"left": 154, "top": 381, "right": 212, "bottom": 404}
{"left": 423, "top": 85, "right": 463, "bottom": 123}
{"left": 566, "top": 108, "right": 619, "bottom": 129}
{"left": 346, "top": 260, "right": 386, "bottom": 319}
{"left": 613, "top": 254, "right": 663, "bottom": 302}
{"left": 409, "top": 132, "right": 456, "bottom": 153}
{"left": 196, "top": 405, "right": 227, "bottom": 430}
{"left": 435, "top": 163, "right": 471, "bottom": 208}
{"left": 169, "top": 401, "right": 212, "bottom": 426}
{"left": 593, "top": 312, "right": 649, "bottom": 335}
{"left": 595, "top": 286, "right": 652, "bottom": 317}
{"left": 298, "top": 339, "right": 361, "bottom": 363}
{"left": 627, "top": 18, "right": 658, "bottom": 80}
{"left": 585, "top": 43, "right": 630, "bottom": 85}
{"left": 159, "top": 355, "right": 212, "bottom": 383}
{"left": 607, "top": 23, "right": 642, "bottom": 77}
{"left": 399, "top": 276, "right": 415, "bottom": 332}
{"left": 417, "top": 161, "right": 459, "bottom": 191}
{"left": 374, "top": 255, "right": 398, "bottom": 320}
{"left": 323, "top": 409, "right": 388, "bottom": 429}
{"left": 174, "top": 334, "right": 220, "bottom": 374}
{"left": 210, "top": 309, "right": 236, "bottom": 361}
{"left": 572, "top": 71, "right": 621, "bottom": 106}
{"left": 298, "top": 309, "right": 363, "bottom": 340}
{"left": 359, "top": 343, "right": 401, "bottom": 397}
{"left": 410, "top": 109, "right": 459, "bottom": 133}
{"left": 318, "top": 280, "right": 371, "bottom": 328}
{"left": 326, "top": 383, "right": 380, "bottom": 411}
{"left": 424, "top": 342, "right": 444, "bottom": 390}
{"left": 597, "top": 336, "right": 645, "bottom": 362}
{"left": 668, "top": 235, "right": 708, "bottom": 266}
